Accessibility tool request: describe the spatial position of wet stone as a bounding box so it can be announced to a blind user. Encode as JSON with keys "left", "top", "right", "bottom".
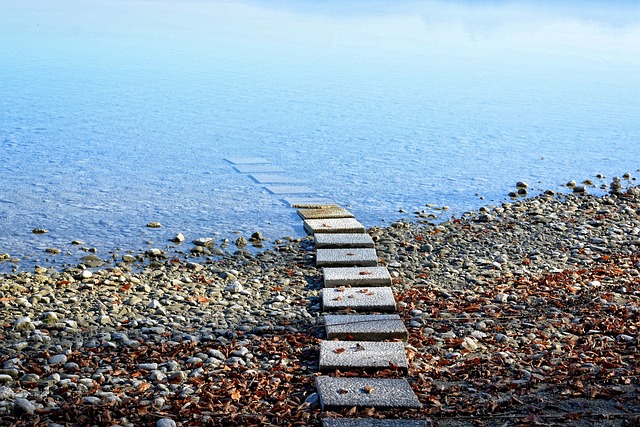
{"left": 233, "top": 164, "right": 285, "bottom": 173}
{"left": 224, "top": 157, "right": 270, "bottom": 164}
{"left": 323, "top": 266, "right": 392, "bottom": 288}
{"left": 316, "top": 248, "right": 378, "bottom": 267}
{"left": 265, "top": 185, "right": 315, "bottom": 195}
{"left": 322, "top": 286, "right": 396, "bottom": 312}
{"left": 298, "top": 207, "right": 355, "bottom": 220}
{"left": 322, "top": 419, "right": 429, "bottom": 427}
{"left": 250, "top": 174, "right": 302, "bottom": 184}
{"left": 319, "top": 340, "right": 408, "bottom": 371}
{"left": 315, "top": 376, "right": 421, "bottom": 410}
{"left": 304, "top": 218, "right": 366, "bottom": 234}
{"left": 283, "top": 198, "right": 338, "bottom": 209}
{"left": 324, "top": 314, "right": 409, "bottom": 341}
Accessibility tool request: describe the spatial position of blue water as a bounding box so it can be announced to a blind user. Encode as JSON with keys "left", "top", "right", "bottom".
{"left": 1, "top": 1, "right": 640, "bottom": 271}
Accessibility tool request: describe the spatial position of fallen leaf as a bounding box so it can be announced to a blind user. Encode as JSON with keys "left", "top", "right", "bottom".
{"left": 362, "top": 386, "right": 375, "bottom": 394}
{"left": 334, "top": 348, "right": 346, "bottom": 354}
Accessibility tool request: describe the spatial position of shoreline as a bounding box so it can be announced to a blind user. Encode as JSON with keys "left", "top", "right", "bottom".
{"left": 1, "top": 184, "right": 640, "bottom": 425}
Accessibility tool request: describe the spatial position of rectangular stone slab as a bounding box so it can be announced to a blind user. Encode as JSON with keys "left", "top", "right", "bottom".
{"left": 224, "top": 157, "right": 270, "bottom": 164}
{"left": 265, "top": 185, "right": 316, "bottom": 195}
{"left": 297, "top": 207, "right": 354, "bottom": 220}
{"left": 234, "top": 164, "right": 285, "bottom": 173}
{"left": 316, "top": 248, "right": 378, "bottom": 267}
{"left": 319, "top": 340, "right": 407, "bottom": 371}
{"left": 323, "top": 419, "right": 428, "bottom": 427}
{"left": 250, "top": 174, "right": 302, "bottom": 184}
{"left": 283, "top": 198, "right": 338, "bottom": 209}
{"left": 304, "top": 218, "right": 366, "bottom": 234}
{"left": 322, "top": 286, "right": 396, "bottom": 312}
{"left": 315, "top": 233, "right": 374, "bottom": 249}
{"left": 315, "top": 377, "right": 421, "bottom": 410}
{"left": 324, "top": 314, "right": 408, "bottom": 341}
{"left": 323, "top": 267, "right": 392, "bottom": 288}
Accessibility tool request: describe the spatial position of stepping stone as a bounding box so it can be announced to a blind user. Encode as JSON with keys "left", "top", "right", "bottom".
{"left": 316, "top": 248, "right": 378, "bottom": 267}
{"left": 319, "top": 340, "right": 407, "bottom": 371}
{"left": 234, "top": 164, "right": 285, "bottom": 173}
{"left": 224, "top": 157, "right": 270, "bottom": 164}
{"left": 250, "top": 174, "right": 302, "bottom": 184}
{"left": 297, "top": 207, "right": 354, "bottom": 220}
{"left": 323, "top": 419, "right": 428, "bottom": 427}
{"left": 315, "top": 233, "right": 374, "bottom": 249}
{"left": 265, "top": 185, "right": 315, "bottom": 195}
{"left": 324, "top": 314, "right": 408, "bottom": 341}
{"left": 315, "top": 377, "right": 421, "bottom": 410}
{"left": 323, "top": 266, "right": 392, "bottom": 288}
{"left": 322, "top": 286, "right": 396, "bottom": 312}
{"left": 283, "top": 198, "right": 338, "bottom": 209}
{"left": 304, "top": 218, "right": 366, "bottom": 234}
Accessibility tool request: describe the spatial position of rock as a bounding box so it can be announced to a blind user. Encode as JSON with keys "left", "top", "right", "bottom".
{"left": 14, "top": 317, "right": 34, "bottom": 331}
{"left": 235, "top": 237, "right": 247, "bottom": 247}
{"left": 80, "top": 255, "right": 103, "bottom": 267}
{"left": 516, "top": 181, "right": 528, "bottom": 189}
{"left": 122, "top": 254, "right": 137, "bottom": 263}
{"left": 225, "top": 281, "right": 243, "bottom": 294}
{"left": 48, "top": 354, "right": 68, "bottom": 365}
{"left": 146, "top": 222, "right": 162, "bottom": 228}
{"left": 45, "top": 248, "right": 61, "bottom": 254}
{"left": 32, "top": 228, "right": 48, "bottom": 234}
{"left": 157, "top": 419, "right": 177, "bottom": 427}
{"left": 0, "top": 385, "right": 15, "bottom": 400}
{"left": 171, "top": 233, "right": 185, "bottom": 243}
{"left": 250, "top": 231, "right": 263, "bottom": 241}
{"left": 193, "top": 238, "right": 214, "bottom": 247}
{"left": 13, "top": 398, "right": 36, "bottom": 416}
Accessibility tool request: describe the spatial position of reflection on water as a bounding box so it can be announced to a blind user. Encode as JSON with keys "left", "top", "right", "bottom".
{"left": 1, "top": 0, "right": 639, "bottom": 271}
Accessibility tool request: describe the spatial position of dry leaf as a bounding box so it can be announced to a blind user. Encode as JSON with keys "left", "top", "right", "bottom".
{"left": 362, "top": 386, "right": 375, "bottom": 394}
{"left": 333, "top": 348, "right": 346, "bottom": 354}
{"left": 337, "top": 388, "right": 349, "bottom": 394}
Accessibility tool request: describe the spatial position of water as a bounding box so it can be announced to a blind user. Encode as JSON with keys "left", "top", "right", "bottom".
{"left": 1, "top": 0, "right": 640, "bottom": 272}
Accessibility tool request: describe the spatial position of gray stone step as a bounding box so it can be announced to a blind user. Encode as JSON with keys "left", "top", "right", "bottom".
{"left": 250, "top": 174, "right": 303, "bottom": 184}
{"left": 323, "top": 266, "right": 392, "bottom": 288}
{"left": 224, "top": 157, "right": 270, "bottom": 164}
{"left": 322, "top": 419, "right": 428, "bottom": 427}
{"left": 319, "top": 340, "right": 408, "bottom": 371}
{"left": 283, "top": 198, "right": 338, "bottom": 209}
{"left": 297, "top": 207, "right": 354, "bottom": 220}
{"left": 234, "top": 164, "right": 285, "bottom": 173}
{"left": 315, "top": 233, "right": 374, "bottom": 249}
{"left": 324, "top": 314, "right": 408, "bottom": 341}
{"left": 322, "top": 286, "right": 396, "bottom": 312}
{"left": 265, "top": 185, "right": 316, "bottom": 195}
{"left": 303, "top": 218, "right": 366, "bottom": 234}
{"left": 316, "top": 248, "right": 378, "bottom": 267}
{"left": 315, "top": 377, "right": 421, "bottom": 410}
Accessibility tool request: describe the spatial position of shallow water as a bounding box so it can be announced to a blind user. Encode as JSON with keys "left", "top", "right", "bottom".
{"left": 1, "top": 0, "right": 640, "bottom": 271}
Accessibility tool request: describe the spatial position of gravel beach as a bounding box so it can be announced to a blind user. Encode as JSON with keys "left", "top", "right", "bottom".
{"left": 1, "top": 182, "right": 639, "bottom": 426}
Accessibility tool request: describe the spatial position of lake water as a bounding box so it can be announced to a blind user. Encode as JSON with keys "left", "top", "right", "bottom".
{"left": 1, "top": 0, "right": 640, "bottom": 272}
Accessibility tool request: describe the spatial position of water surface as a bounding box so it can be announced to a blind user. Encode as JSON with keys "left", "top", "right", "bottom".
{"left": 1, "top": 0, "right": 639, "bottom": 271}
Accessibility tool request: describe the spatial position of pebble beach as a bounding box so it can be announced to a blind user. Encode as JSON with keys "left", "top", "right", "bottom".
{"left": 1, "top": 179, "right": 640, "bottom": 426}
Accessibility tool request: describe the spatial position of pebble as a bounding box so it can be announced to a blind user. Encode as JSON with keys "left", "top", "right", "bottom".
{"left": 12, "top": 398, "right": 36, "bottom": 415}
{"left": 157, "top": 419, "right": 177, "bottom": 427}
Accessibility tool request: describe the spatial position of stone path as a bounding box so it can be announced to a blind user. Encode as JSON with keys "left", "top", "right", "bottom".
{"left": 230, "top": 158, "right": 424, "bottom": 424}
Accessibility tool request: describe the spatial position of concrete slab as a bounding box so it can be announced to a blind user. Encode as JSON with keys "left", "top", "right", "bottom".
{"left": 315, "top": 233, "right": 374, "bottom": 249}
{"left": 315, "top": 377, "right": 421, "bottom": 410}
{"left": 265, "top": 185, "right": 316, "bottom": 195}
{"left": 323, "top": 267, "right": 392, "bottom": 288}
{"left": 283, "top": 198, "right": 338, "bottom": 209}
{"left": 322, "top": 286, "right": 396, "bottom": 312}
{"left": 304, "top": 218, "right": 366, "bottom": 234}
{"left": 319, "top": 340, "right": 407, "bottom": 371}
{"left": 224, "top": 157, "right": 270, "bottom": 164}
{"left": 316, "top": 248, "right": 378, "bottom": 267}
{"left": 234, "top": 164, "right": 285, "bottom": 173}
{"left": 250, "top": 174, "right": 302, "bottom": 184}
{"left": 324, "top": 314, "right": 408, "bottom": 341}
{"left": 297, "top": 207, "right": 354, "bottom": 220}
{"left": 323, "top": 419, "right": 428, "bottom": 427}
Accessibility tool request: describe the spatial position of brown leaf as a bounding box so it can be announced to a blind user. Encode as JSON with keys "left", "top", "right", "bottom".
{"left": 362, "top": 386, "right": 375, "bottom": 394}
{"left": 338, "top": 388, "right": 349, "bottom": 394}
{"left": 334, "top": 348, "right": 346, "bottom": 354}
